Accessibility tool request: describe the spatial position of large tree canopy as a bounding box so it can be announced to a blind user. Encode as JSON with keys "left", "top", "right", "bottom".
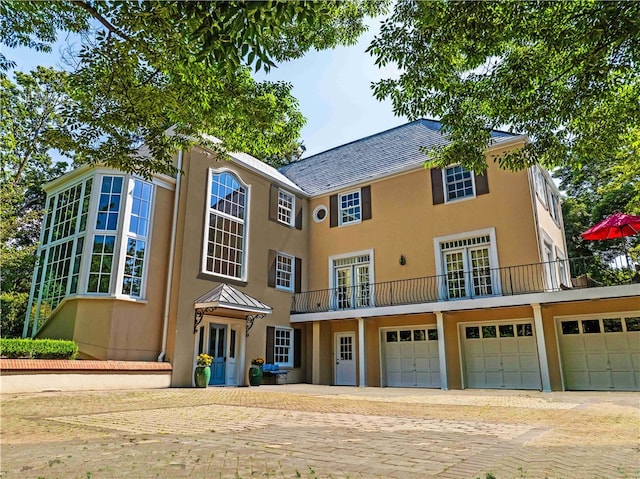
{"left": 1, "top": 1, "right": 387, "bottom": 176}
{"left": 368, "top": 0, "right": 640, "bottom": 174}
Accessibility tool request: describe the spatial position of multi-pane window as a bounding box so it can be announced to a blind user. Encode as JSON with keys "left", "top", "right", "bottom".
{"left": 441, "top": 235, "right": 494, "bottom": 299}
{"left": 445, "top": 165, "right": 474, "bottom": 201}
{"left": 204, "top": 171, "right": 247, "bottom": 279}
{"left": 122, "top": 180, "right": 152, "bottom": 298}
{"left": 275, "top": 253, "right": 294, "bottom": 291}
{"left": 96, "top": 176, "right": 123, "bottom": 230}
{"left": 25, "top": 177, "right": 93, "bottom": 335}
{"left": 88, "top": 234, "right": 116, "bottom": 293}
{"left": 277, "top": 190, "right": 294, "bottom": 226}
{"left": 339, "top": 190, "right": 361, "bottom": 225}
{"left": 25, "top": 173, "right": 155, "bottom": 336}
{"left": 274, "top": 327, "right": 293, "bottom": 366}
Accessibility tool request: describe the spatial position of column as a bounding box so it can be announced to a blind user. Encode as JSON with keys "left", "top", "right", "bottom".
{"left": 532, "top": 303, "right": 552, "bottom": 392}
{"left": 312, "top": 321, "right": 321, "bottom": 384}
{"left": 357, "top": 317, "right": 366, "bottom": 387}
{"left": 436, "top": 311, "right": 448, "bottom": 390}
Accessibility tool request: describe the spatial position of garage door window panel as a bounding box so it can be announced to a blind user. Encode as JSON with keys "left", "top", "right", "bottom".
{"left": 482, "top": 325, "right": 497, "bottom": 338}
{"left": 582, "top": 319, "right": 601, "bottom": 334}
{"left": 499, "top": 324, "right": 514, "bottom": 337}
{"left": 466, "top": 326, "right": 480, "bottom": 339}
{"left": 626, "top": 317, "right": 640, "bottom": 331}
{"left": 603, "top": 318, "right": 623, "bottom": 333}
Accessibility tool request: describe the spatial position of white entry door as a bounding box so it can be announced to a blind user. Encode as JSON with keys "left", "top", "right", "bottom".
{"left": 384, "top": 327, "right": 440, "bottom": 388}
{"left": 335, "top": 332, "right": 357, "bottom": 385}
{"left": 558, "top": 316, "right": 639, "bottom": 391}
{"left": 461, "top": 321, "right": 541, "bottom": 390}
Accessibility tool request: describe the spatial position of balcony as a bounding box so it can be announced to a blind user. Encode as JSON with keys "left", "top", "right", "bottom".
{"left": 291, "top": 256, "right": 638, "bottom": 314}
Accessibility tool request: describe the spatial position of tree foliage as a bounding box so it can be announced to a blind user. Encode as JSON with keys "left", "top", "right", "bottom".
{"left": 1, "top": 1, "right": 387, "bottom": 176}
{"left": 1, "top": 68, "right": 69, "bottom": 337}
{"left": 368, "top": 0, "right": 640, "bottom": 173}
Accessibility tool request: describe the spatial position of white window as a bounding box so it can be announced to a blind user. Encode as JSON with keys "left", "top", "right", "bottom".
{"left": 203, "top": 170, "right": 248, "bottom": 280}
{"left": 435, "top": 229, "right": 499, "bottom": 300}
{"left": 339, "top": 190, "right": 361, "bottom": 225}
{"left": 274, "top": 327, "right": 293, "bottom": 367}
{"left": 444, "top": 165, "right": 474, "bottom": 201}
{"left": 331, "top": 252, "right": 372, "bottom": 309}
{"left": 277, "top": 189, "right": 295, "bottom": 226}
{"left": 534, "top": 167, "right": 548, "bottom": 207}
{"left": 275, "top": 252, "right": 294, "bottom": 291}
{"left": 122, "top": 180, "right": 152, "bottom": 298}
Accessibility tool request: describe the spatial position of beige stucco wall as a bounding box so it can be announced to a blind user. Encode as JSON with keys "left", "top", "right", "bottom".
{"left": 166, "top": 147, "right": 309, "bottom": 386}
{"left": 307, "top": 142, "right": 540, "bottom": 292}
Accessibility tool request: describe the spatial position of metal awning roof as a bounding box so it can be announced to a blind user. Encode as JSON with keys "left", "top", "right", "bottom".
{"left": 194, "top": 284, "right": 272, "bottom": 315}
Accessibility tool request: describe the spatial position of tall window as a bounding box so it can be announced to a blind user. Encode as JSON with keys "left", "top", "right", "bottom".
{"left": 204, "top": 171, "right": 248, "bottom": 279}
{"left": 444, "top": 165, "right": 474, "bottom": 201}
{"left": 88, "top": 175, "right": 123, "bottom": 293}
{"left": 277, "top": 189, "right": 294, "bottom": 226}
{"left": 25, "top": 177, "right": 93, "bottom": 334}
{"left": 122, "top": 180, "right": 152, "bottom": 297}
{"left": 274, "top": 327, "right": 293, "bottom": 366}
{"left": 339, "top": 190, "right": 361, "bottom": 225}
{"left": 440, "top": 234, "right": 495, "bottom": 299}
{"left": 25, "top": 172, "right": 155, "bottom": 336}
{"left": 275, "top": 252, "right": 294, "bottom": 291}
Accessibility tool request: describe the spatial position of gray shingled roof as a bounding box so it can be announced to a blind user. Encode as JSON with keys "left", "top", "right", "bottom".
{"left": 279, "top": 119, "right": 516, "bottom": 196}
{"left": 194, "top": 284, "right": 272, "bottom": 314}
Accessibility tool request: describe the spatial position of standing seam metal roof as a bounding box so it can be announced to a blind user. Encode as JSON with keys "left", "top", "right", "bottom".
{"left": 278, "top": 119, "right": 515, "bottom": 196}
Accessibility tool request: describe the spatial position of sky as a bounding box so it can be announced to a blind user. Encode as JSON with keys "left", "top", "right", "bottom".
{"left": 6, "top": 18, "right": 406, "bottom": 160}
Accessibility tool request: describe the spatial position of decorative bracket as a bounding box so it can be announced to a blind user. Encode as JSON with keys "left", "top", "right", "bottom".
{"left": 194, "top": 307, "right": 217, "bottom": 333}
{"left": 245, "top": 313, "right": 265, "bottom": 337}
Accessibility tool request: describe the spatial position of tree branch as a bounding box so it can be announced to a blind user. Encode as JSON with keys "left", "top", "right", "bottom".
{"left": 70, "top": 1, "right": 133, "bottom": 43}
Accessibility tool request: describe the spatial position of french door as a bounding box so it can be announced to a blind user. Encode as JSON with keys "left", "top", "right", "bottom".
{"left": 335, "top": 263, "right": 370, "bottom": 309}
{"left": 443, "top": 245, "right": 493, "bottom": 299}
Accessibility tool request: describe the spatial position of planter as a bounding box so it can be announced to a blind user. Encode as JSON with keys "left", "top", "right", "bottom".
{"left": 194, "top": 366, "right": 211, "bottom": 388}
{"left": 249, "top": 365, "right": 263, "bottom": 386}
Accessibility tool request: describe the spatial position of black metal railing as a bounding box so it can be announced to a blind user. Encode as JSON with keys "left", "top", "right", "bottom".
{"left": 291, "top": 256, "right": 637, "bottom": 314}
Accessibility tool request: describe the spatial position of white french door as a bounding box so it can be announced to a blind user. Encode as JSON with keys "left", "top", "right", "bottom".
{"left": 333, "top": 255, "right": 371, "bottom": 309}
{"left": 444, "top": 245, "right": 493, "bottom": 299}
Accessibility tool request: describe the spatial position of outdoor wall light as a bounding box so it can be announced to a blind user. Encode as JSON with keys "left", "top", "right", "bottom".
{"left": 399, "top": 254, "right": 406, "bottom": 266}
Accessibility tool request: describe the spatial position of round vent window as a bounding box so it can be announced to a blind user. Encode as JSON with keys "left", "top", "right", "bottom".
{"left": 313, "top": 205, "right": 328, "bottom": 223}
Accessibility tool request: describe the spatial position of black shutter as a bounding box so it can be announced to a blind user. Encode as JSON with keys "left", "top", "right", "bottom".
{"left": 293, "top": 329, "right": 302, "bottom": 368}
{"left": 266, "top": 326, "right": 275, "bottom": 364}
{"left": 267, "top": 249, "right": 277, "bottom": 288}
{"left": 269, "top": 184, "right": 278, "bottom": 222}
{"left": 329, "top": 194, "right": 338, "bottom": 227}
{"left": 431, "top": 168, "right": 444, "bottom": 205}
{"left": 295, "top": 257, "right": 302, "bottom": 293}
{"left": 295, "top": 196, "right": 303, "bottom": 230}
{"left": 361, "top": 185, "right": 372, "bottom": 221}
{"left": 474, "top": 171, "right": 489, "bottom": 196}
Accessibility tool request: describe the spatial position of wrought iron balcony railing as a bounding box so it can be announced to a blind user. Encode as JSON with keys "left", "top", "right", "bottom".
{"left": 291, "top": 256, "right": 637, "bottom": 314}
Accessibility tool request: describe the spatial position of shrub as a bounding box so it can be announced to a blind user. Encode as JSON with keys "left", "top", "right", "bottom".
{"left": 0, "top": 338, "right": 78, "bottom": 359}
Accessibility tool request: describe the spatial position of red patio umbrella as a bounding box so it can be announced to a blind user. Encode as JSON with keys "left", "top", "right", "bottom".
{"left": 581, "top": 212, "right": 640, "bottom": 240}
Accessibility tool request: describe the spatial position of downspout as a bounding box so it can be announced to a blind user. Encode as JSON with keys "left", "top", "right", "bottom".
{"left": 158, "top": 149, "right": 183, "bottom": 362}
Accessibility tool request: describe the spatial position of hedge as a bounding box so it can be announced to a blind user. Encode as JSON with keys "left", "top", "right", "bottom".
{"left": 0, "top": 338, "right": 78, "bottom": 360}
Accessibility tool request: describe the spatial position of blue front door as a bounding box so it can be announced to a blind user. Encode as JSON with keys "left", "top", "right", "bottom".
{"left": 209, "top": 324, "right": 226, "bottom": 385}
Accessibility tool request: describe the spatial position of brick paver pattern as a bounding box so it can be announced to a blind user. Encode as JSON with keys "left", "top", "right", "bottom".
{"left": 1, "top": 385, "right": 638, "bottom": 478}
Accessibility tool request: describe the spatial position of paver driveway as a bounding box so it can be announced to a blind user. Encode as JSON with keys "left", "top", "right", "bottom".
{"left": 1, "top": 384, "right": 638, "bottom": 479}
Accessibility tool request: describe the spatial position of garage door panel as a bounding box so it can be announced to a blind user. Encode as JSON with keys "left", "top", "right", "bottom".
{"left": 414, "top": 342, "right": 428, "bottom": 356}
{"left": 586, "top": 353, "right": 609, "bottom": 370}
{"left": 387, "top": 358, "right": 401, "bottom": 370}
{"left": 400, "top": 343, "right": 413, "bottom": 355}
{"left": 564, "top": 352, "right": 588, "bottom": 370}
{"left": 401, "top": 372, "right": 415, "bottom": 385}
{"left": 583, "top": 335, "right": 606, "bottom": 349}
{"left": 611, "top": 372, "right": 636, "bottom": 390}
{"left": 483, "top": 341, "right": 501, "bottom": 354}
{"left": 500, "top": 340, "right": 518, "bottom": 354}
{"left": 386, "top": 344, "right": 400, "bottom": 357}
{"left": 565, "top": 371, "right": 589, "bottom": 389}
{"left": 485, "top": 371, "right": 503, "bottom": 387}
{"left": 466, "top": 356, "right": 485, "bottom": 372}
{"left": 631, "top": 352, "right": 640, "bottom": 368}
{"left": 629, "top": 332, "right": 640, "bottom": 352}
{"left": 604, "top": 335, "right": 630, "bottom": 351}
{"left": 484, "top": 355, "right": 502, "bottom": 370}
{"left": 501, "top": 355, "right": 521, "bottom": 371}
{"left": 387, "top": 372, "right": 401, "bottom": 387}
{"left": 609, "top": 352, "right": 633, "bottom": 369}
{"left": 415, "top": 357, "right": 429, "bottom": 370}
{"left": 517, "top": 338, "right": 538, "bottom": 353}
{"left": 400, "top": 358, "right": 414, "bottom": 370}
{"left": 465, "top": 340, "right": 483, "bottom": 353}
{"left": 588, "top": 372, "right": 611, "bottom": 389}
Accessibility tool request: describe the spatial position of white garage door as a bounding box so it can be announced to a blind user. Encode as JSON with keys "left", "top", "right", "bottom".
{"left": 558, "top": 316, "right": 640, "bottom": 391}
{"left": 462, "top": 321, "right": 541, "bottom": 390}
{"left": 384, "top": 327, "right": 440, "bottom": 388}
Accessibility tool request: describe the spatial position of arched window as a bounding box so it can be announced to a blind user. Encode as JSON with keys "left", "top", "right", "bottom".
{"left": 203, "top": 170, "right": 248, "bottom": 279}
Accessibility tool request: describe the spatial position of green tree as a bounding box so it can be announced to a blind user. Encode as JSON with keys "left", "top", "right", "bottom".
{"left": 368, "top": 0, "right": 640, "bottom": 173}
{"left": 1, "top": 1, "right": 387, "bottom": 177}
{"left": 1, "top": 68, "right": 69, "bottom": 337}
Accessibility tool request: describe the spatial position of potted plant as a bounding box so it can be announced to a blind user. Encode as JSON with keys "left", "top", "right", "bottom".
{"left": 194, "top": 353, "right": 212, "bottom": 388}
{"left": 249, "top": 355, "right": 265, "bottom": 386}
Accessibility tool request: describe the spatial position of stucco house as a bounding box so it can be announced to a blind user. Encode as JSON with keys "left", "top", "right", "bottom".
{"left": 23, "top": 119, "right": 640, "bottom": 391}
